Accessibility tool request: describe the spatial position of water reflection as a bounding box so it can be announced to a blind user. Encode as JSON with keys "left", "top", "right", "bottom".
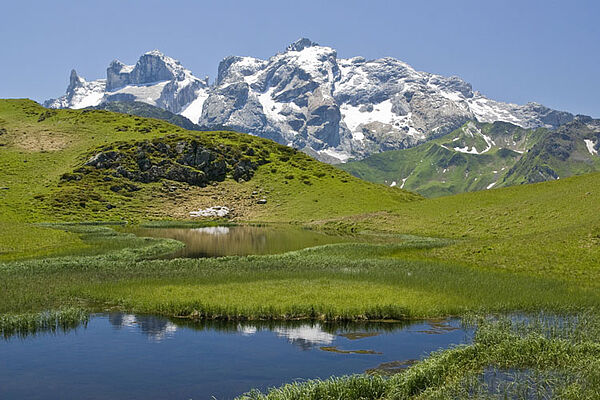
{"left": 108, "top": 313, "right": 177, "bottom": 342}
{"left": 192, "top": 226, "right": 231, "bottom": 235}
{"left": 123, "top": 225, "right": 350, "bottom": 258}
{"left": 1, "top": 314, "right": 471, "bottom": 400}
{"left": 273, "top": 324, "right": 336, "bottom": 349}
{"left": 237, "top": 323, "right": 335, "bottom": 349}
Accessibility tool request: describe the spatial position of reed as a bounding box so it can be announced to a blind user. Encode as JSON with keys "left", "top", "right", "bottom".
{"left": 0, "top": 308, "right": 89, "bottom": 339}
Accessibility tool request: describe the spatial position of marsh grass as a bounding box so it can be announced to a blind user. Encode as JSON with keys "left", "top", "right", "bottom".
{"left": 28, "top": 223, "right": 184, "bottom": 260}
{"left": 238, "top": 313, "right": 600, "bottom": 399}
{"left": 2, "top": 236, "right": 599, "bottom": 319}
{"left": 0, "top": 308, "right": 89, "bottom": 339}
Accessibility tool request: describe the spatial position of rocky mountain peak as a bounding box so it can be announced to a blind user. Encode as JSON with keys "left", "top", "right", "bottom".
{"left": 286, "top": 38, "right": 319, "bottom": 52}
{"left": 105, "top": 50, "right": 190, "bottom": 91}
{"left": 67, "top": 69, "right": 83, "bottom": 92}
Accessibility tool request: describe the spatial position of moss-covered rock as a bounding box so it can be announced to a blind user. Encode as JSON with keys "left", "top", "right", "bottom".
{"left": 69, "top": 136, "right": 268, "bottom": 187}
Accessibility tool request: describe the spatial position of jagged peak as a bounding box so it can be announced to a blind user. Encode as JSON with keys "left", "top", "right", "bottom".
{"left": 69, "top": 69, "right": 80, "bottom": 82}
{"left": 67, "top": 69, "right": 84, "bottom": 92}
{"left": 109, "top": 59, "right": 125, "bottom": 67}
{"left": 286, "top": 38, "right": 319, "bottom": 52}
{"left": 138, "top": 50, "right": 185, "bottom": 73}
{"left": 141, "top": 50, "right": 182, "bottom": 66}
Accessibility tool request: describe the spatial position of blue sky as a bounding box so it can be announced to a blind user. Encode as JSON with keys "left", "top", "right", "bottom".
{"left": 2, "top": 0, "right": 598, "bottom": 117}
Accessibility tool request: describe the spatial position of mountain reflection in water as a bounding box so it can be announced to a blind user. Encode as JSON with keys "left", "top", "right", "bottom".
{"left": 123, "top": 225, "right": 350, "bottom": 258}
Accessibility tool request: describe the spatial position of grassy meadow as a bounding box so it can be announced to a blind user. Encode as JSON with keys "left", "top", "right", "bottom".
{"left": 1, "top": 99, "right": 599, "bottom": 398}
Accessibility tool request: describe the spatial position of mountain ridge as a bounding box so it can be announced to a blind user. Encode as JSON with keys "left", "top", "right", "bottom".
{"left": 340, "top": 117, "right": 600, "bottom": 197}
{"left": 45, "top": 39, "right": 575, "bottom": 162}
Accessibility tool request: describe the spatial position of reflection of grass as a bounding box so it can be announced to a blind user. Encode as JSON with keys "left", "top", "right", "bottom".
{"left": 137, "top": 220, "right": 236, "bottom": 228}
{"left": 320, "top": 346, "right": 381, "bottom": 355}
{"left": 240, "top": 313, "right": 600, "bottom": 399}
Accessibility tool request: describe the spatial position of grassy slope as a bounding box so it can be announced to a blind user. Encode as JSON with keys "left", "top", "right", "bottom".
{"left": 502, "top": 118, "right": 600, "bottom": 185}
{"left": 1, "top": 99, "right": 598, "bottom": 306}
{"left": 1, "top": 102, "right": 600, "bottom": 318}
{"left": 315, "top": 172, "right": 600, "bottom": 286}
{"left": 340, "top": 120, "right": 600, "bottom": 198}
{"left": 340, "top": 121, "right": 546, "bottom": 197}
{"left": 0, "top": 99, "right": 417, "bottom": 259}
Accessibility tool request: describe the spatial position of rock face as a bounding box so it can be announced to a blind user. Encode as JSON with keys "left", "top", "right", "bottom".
{"left": 45, "top": 39, "right": 575, "bottom": 162}
{"left": 75, "top": 138, "right": 260, "bottom": 187}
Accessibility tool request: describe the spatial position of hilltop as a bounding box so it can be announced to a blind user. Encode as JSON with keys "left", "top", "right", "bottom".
{"left": 0, "top": 99, "right": 417, "bottom": 225}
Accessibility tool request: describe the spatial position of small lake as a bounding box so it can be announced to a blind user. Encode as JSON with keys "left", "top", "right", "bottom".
{"left": 124, "top": 225, "right": 351, "bottom": 258}
{"left": 0, "top": 314, "right": 471, "bottom": 399}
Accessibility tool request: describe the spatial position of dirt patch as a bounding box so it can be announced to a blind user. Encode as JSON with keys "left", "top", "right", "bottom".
{"left": 12, "top": 129, "right": 71, "bottom": 152}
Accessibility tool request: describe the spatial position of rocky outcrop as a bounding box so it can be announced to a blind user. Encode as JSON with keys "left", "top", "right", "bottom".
{"left": 72, "top": 138, "right": 263, "bottom": 187}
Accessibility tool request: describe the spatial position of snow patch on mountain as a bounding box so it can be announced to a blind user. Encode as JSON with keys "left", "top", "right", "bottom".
{"left": 180, "top": 89, "right": 210, "bottom": 124}
{"left": 584, "top": 139, "right": 598, "bottom": 155}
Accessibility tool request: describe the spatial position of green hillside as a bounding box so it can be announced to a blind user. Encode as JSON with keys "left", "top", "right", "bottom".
{"left": 0, "top": 99, "right": 418, "bottom": 258}
{"left": 340, "top": 120, "right": 600, "bottom": 197}
{"left": 502, "top": 117, "right": 600, "bottom": 185}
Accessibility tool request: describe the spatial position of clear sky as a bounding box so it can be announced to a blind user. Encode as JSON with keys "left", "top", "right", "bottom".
{"left": 2, "top": 0, "right": 598, "bottom": 117}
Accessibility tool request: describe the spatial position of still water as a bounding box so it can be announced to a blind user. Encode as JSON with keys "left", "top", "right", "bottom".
{"left": 0, "top": 314, "right": 471, "bottom": 400}
{"left": 124, "top": 225, "right": 351, "bottom": 258}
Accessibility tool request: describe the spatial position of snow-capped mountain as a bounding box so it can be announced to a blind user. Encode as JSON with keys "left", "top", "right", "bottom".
{"left": 45, "top": 50, "right": 209, "bottom": 118}
{"left": 45, "top": 38, "right": 574, "bottom": 162}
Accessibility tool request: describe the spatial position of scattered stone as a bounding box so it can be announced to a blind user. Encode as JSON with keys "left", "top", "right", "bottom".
{"left": 257, "top": 198, "right": 267, "bottom": 204}
{"left": 61, "top": 173, "right": 83, "bottom": 182}
{"left": 251, "top": 191, "right": 259, "bottom": 195}
{"left": 189, "top": 206, "right": 230, "bottom": 218}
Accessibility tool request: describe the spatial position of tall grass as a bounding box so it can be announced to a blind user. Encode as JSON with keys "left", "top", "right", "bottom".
{"left": 0, "top": 308, "right": 89, "bottom": 339}
{"left": 2, "top": 233, "right": 599, "bottom": 319}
